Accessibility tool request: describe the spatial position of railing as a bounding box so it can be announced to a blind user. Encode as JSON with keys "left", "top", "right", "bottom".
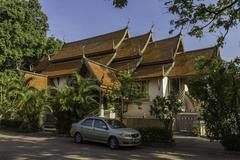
{"left": 178, "top": 82, "right": 185, "bottom": 103}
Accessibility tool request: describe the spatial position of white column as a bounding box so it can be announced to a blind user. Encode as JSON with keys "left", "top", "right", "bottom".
{"left": 162, "top": 76, "right": 169, "bottom": 97}
{"left": 99, "top": 104, "right": 104, "bottom": 117}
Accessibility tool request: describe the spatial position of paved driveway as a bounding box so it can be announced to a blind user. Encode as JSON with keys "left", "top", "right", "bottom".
{"left": 0, "top": 130, "right": 239, "bottom": 160}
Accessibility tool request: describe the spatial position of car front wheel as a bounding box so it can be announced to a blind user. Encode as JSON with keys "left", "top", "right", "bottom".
{"left": 109, "top": 137, "right": 119, "bottom": 149}
{"left": 74, "top": 132, "right": 83, "bottom": 144}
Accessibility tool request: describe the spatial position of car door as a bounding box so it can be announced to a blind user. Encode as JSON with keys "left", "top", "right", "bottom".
{"left": 92, "top": 119, "right": 109, "bottom": 143}
{"left": 80, "top": 118, "right": 94, "bottom": 140}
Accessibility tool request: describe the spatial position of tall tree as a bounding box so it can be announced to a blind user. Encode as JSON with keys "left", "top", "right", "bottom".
{"left": 106, "top": 71, "right": 142, "bottom": 121}
{"left": 0, "top": 70, "right": 51, "bottom": 131}
{"left": 111, "top": 0, "right": 240, "bottom": 46}
{"left": 187, "top": 57, "right": 240, "bottom": 150}
{"left": 0, "top": 0, "right": 62, "bottom": 70}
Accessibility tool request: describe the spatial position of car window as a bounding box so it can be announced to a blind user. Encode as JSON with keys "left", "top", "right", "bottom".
{"left": 81, "top": 119, "right": 93, "bottom": 127}
{"left": 94, "top": 119, "right": 107, "bottom": 129}
{"left": 106, "top": 119, "right": 126, "bottom": 129}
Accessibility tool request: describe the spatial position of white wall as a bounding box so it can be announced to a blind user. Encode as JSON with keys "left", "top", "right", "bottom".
{"left": 53, "top": 77, "right": 68, "bottom": 88}
{"left": 123, "top": 101, "right": 155, "bottom": 118}
{"left": 162, "top": 77, "right": 169, "bottom": 97}
{"left": 124, "top": 77, "right": 170, "bottom": 118}
{"left": 148, "top": 78, "right": 163, "bottom": 101}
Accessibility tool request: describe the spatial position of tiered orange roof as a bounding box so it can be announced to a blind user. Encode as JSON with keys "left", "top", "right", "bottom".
{"left": 134, "top": 63, "right": 173, "bottom": 79}
{"left": 42, "top": 59, "right": 82, "bottom": 78}
{"left": 32, "top": 55, "right": 53, "bottom": 72}
{"left": 168, "top": 47, "right": 218, "bottom": 78}
{"left": 110, "top": 58, "right": 141, "bottom": 71}
{"left": 51, "top": 28, "right": 128, "bottom": 63}
{"left": 90, "top": 53, "right": 115, "bottom": 65}
{"left": 31, "top": 27, "right": 219, "bottom": 87}
{"left": 85, "top": 59, "right": 120, "bottom": 89}
{"left": 22, "top": 71, "right": 49, "bottom": 89}
{"left": 142, "top": 34, "right": 182, "bottom": 65}
{"left": 114, "top": 32, "right": 152, "bottom": 60}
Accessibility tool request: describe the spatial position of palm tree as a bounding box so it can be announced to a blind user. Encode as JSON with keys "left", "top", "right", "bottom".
{"left": 0, "top": 71, "right": 51, "bottom": 131}
{"left": 53, "top": 74, "right": 100, "bottom": 133}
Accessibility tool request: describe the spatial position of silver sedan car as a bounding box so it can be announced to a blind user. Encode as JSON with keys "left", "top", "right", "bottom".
{"left": 70, "top": 117, "right": 141, "bottom": 149}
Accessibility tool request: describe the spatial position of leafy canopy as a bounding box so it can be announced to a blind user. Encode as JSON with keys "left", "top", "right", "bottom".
{"left": 52, "top": 74, "right": 100, "bottom": 133}
{"left": 165, "top": 0, "right": 240, "bottom": 46}
{"left": 106, "top": 71, "right": 142, "bottom": 120}
{"left": 0, "top": 0, "right": 62, "bottom": 70}
{"left": 112, "top": 0, "right": 240, "bottom": 46}
{"left": 150, "top": 94, "right": 182, "bottom": 131}
{"left": 0, "top": 70, "right": 51, "bottom": 131}
{"left": 187, "top": 56, "right": 240, "bottom": 139}
{"left": 150, "top": 95, "right": 182, "bottom": 121}
{"left": 57, "top": 75, "right": 100, "bottom": 119}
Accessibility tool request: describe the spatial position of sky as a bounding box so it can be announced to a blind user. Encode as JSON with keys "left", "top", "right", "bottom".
{"left": 39, "top": 0, "right": 240, "bottom": 61}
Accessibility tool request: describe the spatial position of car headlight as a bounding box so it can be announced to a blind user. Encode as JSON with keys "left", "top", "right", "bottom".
{"left": 119, "top": 133, "right": 132, "bottom": 137}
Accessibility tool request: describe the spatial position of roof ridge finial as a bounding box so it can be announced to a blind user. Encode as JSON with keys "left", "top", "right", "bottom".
{"left": 150, "top": 21, "right": 155, "bottom": 33}
{"left": 126, "top": 18, "right": 130, "bottom": 28}
{"left": 82, "top": 46, "right": 86, "bottom": 58}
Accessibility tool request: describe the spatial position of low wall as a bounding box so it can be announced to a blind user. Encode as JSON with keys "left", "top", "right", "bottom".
{"left": 123, "top": 118, "right": 163, "bottom": 128}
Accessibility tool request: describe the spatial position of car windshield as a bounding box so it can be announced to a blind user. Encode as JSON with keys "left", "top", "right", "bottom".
{"left": 106, "top": 119, "right": 126, "bottom": 129}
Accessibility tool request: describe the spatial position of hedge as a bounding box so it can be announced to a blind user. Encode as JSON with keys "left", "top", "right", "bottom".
{"left": 0, "top": 119, "right": 21, "bottom": 129}
{"left": 221, "top": 134, "right": 240, "bottom": 151}
{"left": 136, "top": 127, "right": 173, "bottom": 145}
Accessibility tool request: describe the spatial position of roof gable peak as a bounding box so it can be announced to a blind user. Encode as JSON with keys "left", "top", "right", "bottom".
{"left": 64, "top": 27, "right": 128, "bottom": 46}
{"left": 184, "top": 46, "right": 218, "bottom": 54}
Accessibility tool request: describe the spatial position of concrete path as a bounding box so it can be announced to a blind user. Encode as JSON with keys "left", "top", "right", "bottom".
{"left": 0, "top": 130, "right": 239, "bottom": 160}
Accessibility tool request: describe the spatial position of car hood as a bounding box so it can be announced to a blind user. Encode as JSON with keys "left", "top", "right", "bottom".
{"left": 113, "top": 128, "right": 139, "bottom": 134}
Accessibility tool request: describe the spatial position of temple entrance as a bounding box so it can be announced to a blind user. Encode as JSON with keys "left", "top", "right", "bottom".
{"left": 175, "top": 112, "right": 198, "bottom": 133}
{"left": 175, "top": 94, "right": 198, "bottom": 133}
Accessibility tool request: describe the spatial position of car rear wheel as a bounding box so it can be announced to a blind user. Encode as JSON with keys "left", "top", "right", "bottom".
{"left": 74, "top": 132, "right": 83, "bottom": 144}
{"left": 109, "top": 137, "right": 119, "bottom": 149}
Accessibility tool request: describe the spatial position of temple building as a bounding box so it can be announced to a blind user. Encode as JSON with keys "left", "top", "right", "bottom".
{"left": 25, "top": 26, "right": 219, "bottom": 132}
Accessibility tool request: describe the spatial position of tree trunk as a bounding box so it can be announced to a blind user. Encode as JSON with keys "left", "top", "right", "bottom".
{"left": 120, "top": 97, "right": 124, "bottom": 122}
{"left": 164, "top": 119, "right": 173, "bottom": 132}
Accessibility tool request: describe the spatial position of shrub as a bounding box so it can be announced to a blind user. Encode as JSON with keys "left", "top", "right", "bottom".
{"left": 0, "top": 119, "right": 21, "bottom": 129}
{"left": 136, "top": 127, "right": 173, "bottom": 145}
{"left": 53, "top": 110, "right": 73, "bottom": 134}
{"left": 221, "top": 134, "right": 240, "bottom": 151}
{"left": 187, "top": 57, "right": 240, "bottom": 143}
{"left": 52, "top": 75, "right": 100, "bottom": 134}
{"left": 0, "top": 71, "right": 50, "bottom": 132}
{"left": 150, "top": 95, "right": 182, "bottom": 131}
{"left": 17, "top": 106, "right": 45, "bottom": 132}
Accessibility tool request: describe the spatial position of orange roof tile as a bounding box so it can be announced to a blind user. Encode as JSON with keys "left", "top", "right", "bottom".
{"left": 51, "top": 28, "right": 128, "bottom": 62}
{"left": 142, "top": 34, "right": 181, "bottom": 65}
{"left": 110, "top": 58, "right": 141, "bottom": 71}
{"left": 22, "top": 71, "right": 48, "bottom": 89}
{"left": 86, "top": 60, "right": 120, "bottom": 88}
{"left": 168, "top": 47, "right": 218, "bottom": 78}
{"left": 134, "top": 63, "right": 172, "bottom": 79}
{"left": 32, "top": 56, "right": 52, "bottom": 72}
{"left": 114, "top": 32, "right": 151, "bottom": 60}
{"left": 42, "top": 59, "right": 82, "bottom": 78}
{"left": 89, "top": 53, "right": 115, "bottom": 65}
